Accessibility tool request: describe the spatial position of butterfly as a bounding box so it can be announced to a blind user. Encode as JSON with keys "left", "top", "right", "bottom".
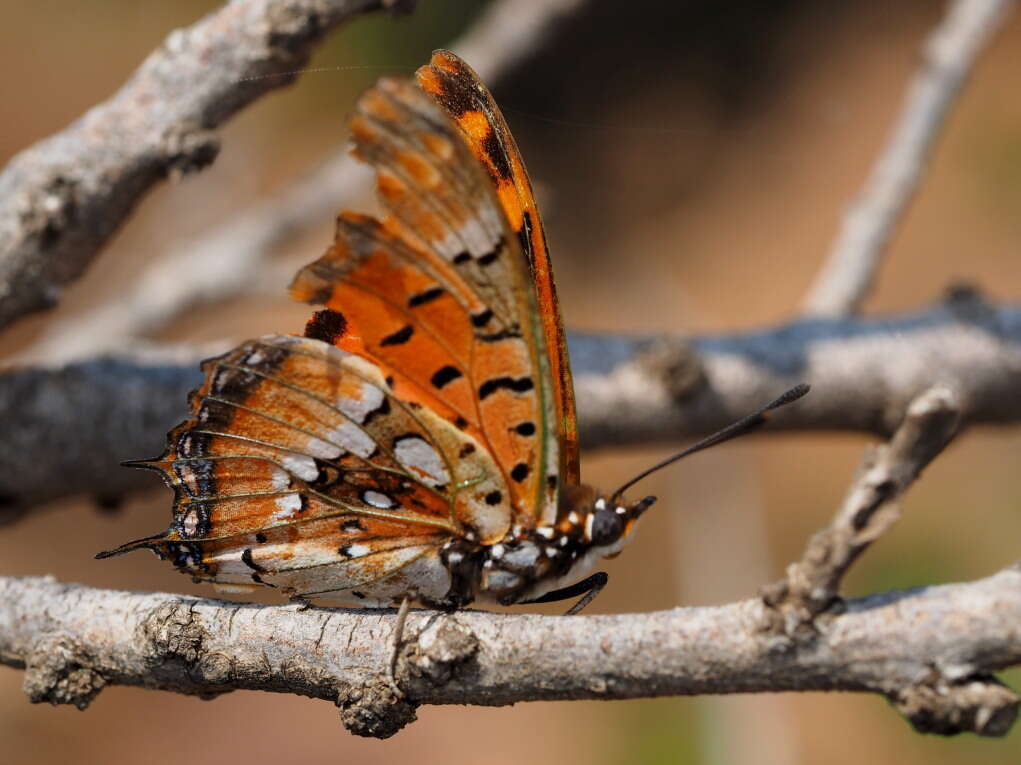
{"left": 99, "top": 51, "right": 808, "bottom": 613}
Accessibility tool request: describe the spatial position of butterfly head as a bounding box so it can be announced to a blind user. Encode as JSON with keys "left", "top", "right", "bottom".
{"left": 581, "top": 492, "right": 658, "bottom": 554}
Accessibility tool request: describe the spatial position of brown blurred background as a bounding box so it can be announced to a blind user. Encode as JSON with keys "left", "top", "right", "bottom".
{"left": 2, "top": 1, "right": 1021, "bottom": 763}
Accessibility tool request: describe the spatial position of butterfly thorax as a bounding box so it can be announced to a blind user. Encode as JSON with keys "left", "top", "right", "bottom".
{"left": 439, "top": 487, "right": 657, "bottom": 608}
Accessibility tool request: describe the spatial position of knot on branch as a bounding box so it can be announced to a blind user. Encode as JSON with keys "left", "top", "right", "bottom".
{"left": 943, "top": 282, "right": 998, "bottom": 330}
{"left": 138, "top": 600, "right": 226, "bottom": 698}
{"left": 758, "top": 576, "right": 844, "bottom": 641}
{"left": 635, "top": 339, "right": 705, "bottom": 403}
{"left": 402, "top": 615, "right": 479, "bottom": 687}
{"left": 337, "top": 679, "right": 418, "bottom": 739}
{"left": 893, "top": 677, "right": 1019, "bottom": 738}
{"left": 140, "top": 601, "right": 206, "bottom": 665}
{"left": 161, "top": 124, "right": 220, "bottom": 178}
{"left": 336, "top": 614, "right": 477, "bottom": 738}
{"left": 22, "top": 632, "right": 106, "bottom": 709}
{"left": 17, "top": 174, "right": 80, "bottom": 265}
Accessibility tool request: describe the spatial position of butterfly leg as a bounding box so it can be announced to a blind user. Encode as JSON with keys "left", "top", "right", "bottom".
{"left": 520, "top": 571, "right": 609, "bottom": 615}
{"left": 387, "top": 596, "right": 411, "bottom": 695}
{"left": 287, "top": 594, "right": 313, "bottom": 611}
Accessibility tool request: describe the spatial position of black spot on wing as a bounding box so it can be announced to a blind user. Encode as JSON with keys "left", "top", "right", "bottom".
{"left": 453, "top": 251, "right": 471, "bottom": 265}
{"left": 177, "top": 430, "right": 212, "bottom": 460}
{"left": 341, "top": 519, "right": 365, "bottom": 533}
{"left": 514, "top": 422, "right": 536, "bottom": 437}
{"left": 510, "top": 463, "right": 530, "bottom": 483}
{"left": 470, "top": 308, "right": 493, "bottom": 328}
{"left": 304, "top": 309, "right": 348, "bottom": 345}
{"left": 380, "top": 325, "right": 414, "bottom": 346}
{"left": 195, "top": 398, "right": 233, "bottom": 429}
{"left": 477, "top": 248, "right": 500, "bottom": 267}
{"left": 477, "top": 327, "right": 522, "bottom": 343}
{"left": 479, "top": 376, "right": 534, "bottom": 400}
{"left": 362, "top": 396, "right": 391, "bottom": 426}
{"left": 255, "top": 533, "right": 268, "bottom": 543}
{"left": 241, "top": 548, "right": 266, "bottom": 573}
{"left": 408, "top": 286, "right": 444, "bottom": 307}
{"left": 480, "top": 128, "right": 512, "bottom": 181}
{"left": 484, "top": 490, "right": 502, "bottom": 505}
{"left": 458, "top": 442, "right": 476, "bottom": 458}
{"left": 431, "top": 365, "right": 463, "bottom": 389}
{"left": 173, "top": 458, "right": 215, "bottom": 499}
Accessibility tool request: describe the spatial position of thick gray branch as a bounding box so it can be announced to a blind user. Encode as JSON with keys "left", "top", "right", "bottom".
{"left": 3, "top": 292, "right": 1020, "bottom": 520}
{"left": 24, "top": 0, "right": 589, "bottom": 363}
{"left": 0, "top": 0, "right": 392, "bottom": 331}
{"left": 800, "top": 0, "right": 1014, "bottom": 317}
{"left": 2, "top": 570, "right": 1019, "bottom": 738}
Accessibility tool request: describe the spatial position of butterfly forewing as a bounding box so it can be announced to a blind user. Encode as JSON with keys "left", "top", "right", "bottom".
{"left": 292, "top": 72, "right": 562, "bottom": 526}
{"left": 416, "top": 51, "right": 580, "bottom": 490}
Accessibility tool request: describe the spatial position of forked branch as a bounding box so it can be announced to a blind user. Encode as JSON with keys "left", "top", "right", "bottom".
{"left": 761, "top": 385, "right": 961, "bottom": 635}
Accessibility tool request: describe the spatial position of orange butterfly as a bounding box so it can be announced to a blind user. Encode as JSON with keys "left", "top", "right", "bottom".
{"left": 99, "top": 52, "right": 807, "bottom": 613}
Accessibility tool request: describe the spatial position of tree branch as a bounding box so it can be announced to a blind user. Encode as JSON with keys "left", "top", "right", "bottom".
{"left": 3, "top": 291, "right": 1019, "bottom": 521}
{"left": 800, "top": 0, "right": 1014, "bottom": 317}
{"left": 2, "top": 569, "right": 1018, "bottom": 738}
{"left": 0, "top": 0, "right": 396, "bottom": 332}
{"left": 761, "top": 385, "right": 961, "bottom": 635}
{"left": 23, "top": 0, "right": 589, "bottom": 363}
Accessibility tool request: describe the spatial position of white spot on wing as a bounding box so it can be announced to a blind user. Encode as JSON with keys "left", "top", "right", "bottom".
{"left": 270, "top": 467, "right": 290, "bottom": 491}
{"left": 304, "top": 436, "right": 342, "bottom": 460}
{"left": 338, "top": 381, "right": 385, "bottom": 423}
{"left": 327, "top": 422, "right": 376, "bottom": 458}
{"left": 281, "top": 453, "right": 317, "bottom": 481}
{"left": 362, "top": 490, "right": 396, "bottom": 509}
{"left": 394, "top": 436, "right": 450, "bottom": 487}
{"left": 342, "top": 544, "right": 370, "bottom": 558}
{"left": 274, "top": 493, "right": 303, "bottom": 520}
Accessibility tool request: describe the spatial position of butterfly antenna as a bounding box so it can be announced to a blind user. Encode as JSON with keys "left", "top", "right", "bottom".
{"left": 610, "top": 384, "right": 810, "bottom": 501}
{"left": 95, "top": 533, "right": 168, "bottom": 560}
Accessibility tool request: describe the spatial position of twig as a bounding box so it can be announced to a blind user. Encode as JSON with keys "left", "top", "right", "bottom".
{"left": 761, "top": 385, "right": 961, "bottom": 636}
{"left": 3, "top": 291, "right": 1019, "bottom": 521}
{"left": 24, "top": 0, "right": 589, "bottom": 363}
{"left": 800, "top": 0, "right": 1014, "bottom": 317}
{"left": 0, "top": 0, "right": 395, "bottom": 332}
{"left": 2, "top": 569, "right": 1019, "bottom": 738}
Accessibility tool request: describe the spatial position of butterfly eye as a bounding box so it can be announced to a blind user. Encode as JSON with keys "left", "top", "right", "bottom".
{"left": 588, "top": 507, "right": 625, "bottom": 547}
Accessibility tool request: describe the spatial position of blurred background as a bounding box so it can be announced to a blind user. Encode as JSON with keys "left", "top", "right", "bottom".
{"left": 2, "top": 1, "right": 1021, "bottom": 762}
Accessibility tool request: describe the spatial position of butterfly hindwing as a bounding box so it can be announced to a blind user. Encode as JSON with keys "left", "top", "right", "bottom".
{"left": 116, "top": 334, "right": 511, "bottom": 603}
